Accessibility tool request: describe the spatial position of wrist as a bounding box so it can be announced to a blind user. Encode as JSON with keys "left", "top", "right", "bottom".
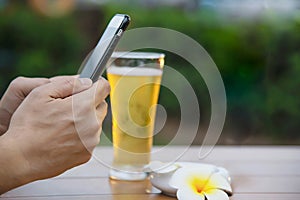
{"left": 0, "top": 133, "right": 32, "bottom": 194}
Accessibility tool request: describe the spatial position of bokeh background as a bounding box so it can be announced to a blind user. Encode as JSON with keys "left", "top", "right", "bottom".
{"left": 1, "top": 0, "right": 300, "bottom": 145}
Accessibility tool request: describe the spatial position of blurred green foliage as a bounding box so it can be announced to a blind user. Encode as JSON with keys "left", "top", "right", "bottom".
{"left": 1, "top": 3, "right": 300, "bottom": 144}
{"left": 104, "top": 4, "right": 300, "bottom": 144}
{"left": 0, "top": 4, "right": 85, "bottom": 93}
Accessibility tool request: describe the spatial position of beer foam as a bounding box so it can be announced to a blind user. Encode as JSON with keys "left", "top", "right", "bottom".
{"left": 107, "top": 66, "right": 162, "bottom": 76}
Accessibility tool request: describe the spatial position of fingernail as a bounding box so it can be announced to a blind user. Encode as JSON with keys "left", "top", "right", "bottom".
{"left": 79, "top": 78, "right": 92, "bottom": 86}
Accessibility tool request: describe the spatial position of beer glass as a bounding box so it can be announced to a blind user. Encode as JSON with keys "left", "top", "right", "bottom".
{"left": 107, "top": 52, "right": 164, "bottom": 180}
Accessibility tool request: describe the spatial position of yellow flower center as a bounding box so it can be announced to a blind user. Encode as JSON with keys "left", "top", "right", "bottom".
{"left": 190, "top": 177, "right": 207, "bottom": 194}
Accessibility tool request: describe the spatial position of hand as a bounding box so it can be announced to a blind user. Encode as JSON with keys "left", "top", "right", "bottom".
{"left": 0, "top": 76, "right": 110, "bottom": 193}
{"left": 0, "top": 77, "right": 50, "bottom": 135}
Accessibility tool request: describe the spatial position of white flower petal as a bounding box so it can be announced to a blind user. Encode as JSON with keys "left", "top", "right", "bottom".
{"left": 204, "top": 189, "right": 229, "bottom": 200}
{"left": 149, "top": 161, "right": 181, "bottom": 197}
{"left": 177, "top": 186, "right": 205, "bottom": 200}
{"left": 169, "top": 166, "right": 215, "bottom": 189}
{"left": 206, "top": 173, "right": 232, "bottom": 195}
{"left": 216, "top": 167, "right": 231, "bottom": 183}
{"left": 150, "top": 172, "right": 177, "bottom": 197}
{"left": 176, "top": 162, "right": 231, "bottom": 184}
{"left": 149, "top": 161, "right": 232, "bottom": 198}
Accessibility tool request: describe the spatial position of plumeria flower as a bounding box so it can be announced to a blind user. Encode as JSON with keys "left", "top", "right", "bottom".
{"left": 149, "top": 161, "right": 232, "bottom": 200}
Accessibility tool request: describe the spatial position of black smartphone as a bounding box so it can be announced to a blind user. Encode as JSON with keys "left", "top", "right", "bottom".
{"left": 79, "top": 14, "right": 130, "bottom": 82}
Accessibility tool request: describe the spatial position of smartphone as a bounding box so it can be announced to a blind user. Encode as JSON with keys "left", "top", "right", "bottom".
{"left": 79, "top": 14, "right": 130, "bottom": 82}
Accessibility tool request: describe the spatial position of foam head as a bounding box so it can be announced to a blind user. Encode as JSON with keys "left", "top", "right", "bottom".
{"left": 107, "top": 66, "right": 163, "bottom": 76}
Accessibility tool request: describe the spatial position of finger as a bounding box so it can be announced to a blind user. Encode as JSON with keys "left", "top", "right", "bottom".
{"left": 96, "top": 101, "right": 108, "bottom": 124}
{"left": 93, "top": 77, "right": 110, "bottom": 107}
{"left": 94, "top": 101, "right": 108, "bottom": 140}
{"left": 50, "top": 75, "right": 87, "bottom": 95}
{"left": 73, "top": 78, "right": 110, "bottom": 107}
{"left": 9, "top": 77, "right": 50, "bottom": 99}
{"left": 50, "top": 75, "right": 79, "bottom": 82}
{"left": 1, "top": 77, "right": 50, "bottom": 114}
{"left": 91, "top": 78, "right": 111, "bottom": 106}
{"left": 37, "top": 77, "right": 92, "bottom": 99}
{"left": 95, "top": 127, "right": 102, "bottom": 147}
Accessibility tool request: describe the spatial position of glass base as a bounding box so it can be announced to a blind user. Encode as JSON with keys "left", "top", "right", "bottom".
{"left": 109, "top": 168, "right": 148, "bottom": 181}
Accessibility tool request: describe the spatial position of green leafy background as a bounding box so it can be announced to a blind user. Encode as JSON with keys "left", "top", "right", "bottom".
{"left": 1, "top": 2, "right": 300, "bottom": 144}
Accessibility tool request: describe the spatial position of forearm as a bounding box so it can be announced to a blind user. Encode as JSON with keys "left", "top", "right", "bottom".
{"left": 0, "top": 134, "right": 31, "bottom": 194}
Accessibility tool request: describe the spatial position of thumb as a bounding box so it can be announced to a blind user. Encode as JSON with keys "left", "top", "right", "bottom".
{"left": 44, "top": 77, "right": 92, "bottom": 99}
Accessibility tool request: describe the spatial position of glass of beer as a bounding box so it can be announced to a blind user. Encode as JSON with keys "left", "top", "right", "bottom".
{"left": 107, "top": 51, "right": 164, "bottom": 180}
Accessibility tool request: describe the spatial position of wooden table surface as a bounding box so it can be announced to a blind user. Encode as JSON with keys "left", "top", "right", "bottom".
{"left": 1, "top": 146, "right": 299, "bottom": 200}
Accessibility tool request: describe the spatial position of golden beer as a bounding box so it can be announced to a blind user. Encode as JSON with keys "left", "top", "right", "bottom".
{"left": 107, "top": 67, "right": 162, "bottom": 169}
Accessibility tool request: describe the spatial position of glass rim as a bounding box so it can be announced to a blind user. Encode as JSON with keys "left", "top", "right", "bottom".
{"left": 112, "top": 51, "right": 165, "bottom": 60}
